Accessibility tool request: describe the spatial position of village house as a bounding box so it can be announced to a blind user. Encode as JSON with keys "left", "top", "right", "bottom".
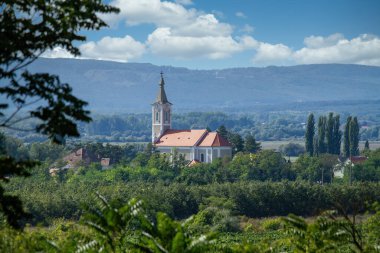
{"left": 334, "top": 155, "right": 368, "bottom": 178}
{"left": 152, "top": 73, "right": 232, "bottom": 163}
{"left": 49, "top": 148, "right": 111, "bottom": 175}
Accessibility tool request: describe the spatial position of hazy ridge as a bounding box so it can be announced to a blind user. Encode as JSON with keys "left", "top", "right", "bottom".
{"left": 29, "top": 58, "right": 380, "bottom": 113}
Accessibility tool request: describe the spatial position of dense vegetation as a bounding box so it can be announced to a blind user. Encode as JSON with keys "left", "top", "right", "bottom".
{"left": 6, "top": 111, "right": 380, "bottom": 143}
{"left": 1, "top": 131, "right": 380, "bottom": 252}
{"left": 2, "top": 132, "right": 380, "bottom": 223}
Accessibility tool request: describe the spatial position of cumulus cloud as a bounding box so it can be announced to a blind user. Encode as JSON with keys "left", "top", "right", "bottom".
{"left": 42, "top": 47, "right": 76, "bottom": 59}
{"left": 100, "top": 0, "right": 252, "bottom": 59}
{"left": 79, "top": 35, "right": 145, "bottom": 62}
{"left": 303, "top": 33, "right": 345, "bottom": 49}
{"left": 171, "top": 14, "right": 232, "bottom": 37}
{"left": 104, "top": 0, "right": 197, "bottom": 27}
{"left": 147, "top": 28, "right": 256, "bottom": 59}
{"left": 293, "top": 34, "right": 380, "bottom": 65}
{"left": 252, "top": 34, "right": 380, "bottom": 66}
{"left": 42, "top": 0, "right": 380, "bottom": 66}
{"left": 253, "top": 43, "right": 293, "bottom": 65}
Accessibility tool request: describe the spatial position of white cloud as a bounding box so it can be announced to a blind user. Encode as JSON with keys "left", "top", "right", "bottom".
{"left": 253, "top": 43, "right": 293, "bottom": 66}
{"left": 172, "top": 14, "right": 232, "bottom": 37}
{"left": 293, "top": 34, "right": 380, "bottom": 65}
{"left": 42, "top": 47, "right": 75, "bottom": 59}
{"left": 303, "top": 33, "right": 345, "bottom": 49}
{"left": 252, "top": 34, "right": 380, "bottom": 66}
{"left": 43, "top": 1, "right": 380, "bottom": 66}
{"left": 147, "top": 28, "right": 255, "bottom": 59}
{"left": 79, "top": 35, "right": 145, "bottom": 62}
{"left": 235, "top": 12, "right": 247, "bottom": 18}
{"left": 105, "top": 0, "right": 232, "bottom": 37}
{"left": 104, "top": 0, "right": 197, "bottom": 27}
{"left": 100, "top": 0, "right": 254, "bottom": 60}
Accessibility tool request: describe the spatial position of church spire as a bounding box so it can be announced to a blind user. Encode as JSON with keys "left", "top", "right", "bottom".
{"left": 152, "top": 72, "right": 172, "bottom": 143}
{"left": 156, "top": 71, "right": 170, "bottom": 104}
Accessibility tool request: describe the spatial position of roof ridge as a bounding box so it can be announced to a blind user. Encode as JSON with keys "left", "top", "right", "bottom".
{"left": 194, "top": 129, "right": 209, "bottom": 147}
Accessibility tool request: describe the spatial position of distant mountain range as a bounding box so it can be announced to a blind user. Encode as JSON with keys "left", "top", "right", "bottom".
{"left": 27, "top": 58, "right": 380, "bottom": 113}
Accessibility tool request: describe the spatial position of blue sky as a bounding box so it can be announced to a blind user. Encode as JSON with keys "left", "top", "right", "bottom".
{"left": 44, "top": 0, "right": 380, "bottom": 69}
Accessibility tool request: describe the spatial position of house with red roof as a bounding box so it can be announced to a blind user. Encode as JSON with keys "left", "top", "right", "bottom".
{"left": 151, "top": 73, "right": 232, "bottom": 163}
{"left": 334, "top": 155, "right": 368, "bottom": 178}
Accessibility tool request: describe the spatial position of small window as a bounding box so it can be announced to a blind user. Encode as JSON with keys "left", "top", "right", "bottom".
{"left": 164, "top": 110, "right": 170, "bottom": 123}
{"left": 200, "top": 153, "right": 204, "bottom": 162}
{"left": 156, "top": 111, "right": 159, "bottom": 123}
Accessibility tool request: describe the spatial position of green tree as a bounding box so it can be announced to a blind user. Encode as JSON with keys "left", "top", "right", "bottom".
{"left": 279, "top": 143, "right": 305, "bottom": 157}
{"left": 317, "top": 116, "right": 327, "bottom": 154}
{"left": 313, "top": 135, "right": 319, "bottom": 157}
{"left": 0, "top": 0, "right": 118, "bottom": 228}
{"left": 281, "top": 210, "right": 369, "bottom": 253}
{"left": 343, "top": 116, "right": 352, "bottom": 157}
{"left": 305, "top": 113, "right": 315, "bottom": 156}
{"left": 332, "top": 114, "right": 342, "bottom": 155}
{"left": 243, "top": 133, "right": 261, "bottom": 153}
{"left": 228, "top": 132, "right": 244, "bottom": 154}
{"left": 349, "top": 117, "right": 360, "bottom": 157}
{"left": 216, "top": 125, "right": 228, "bottom": 140}
{"left": 326, "top": 112, "right": 335, "bottom": 154}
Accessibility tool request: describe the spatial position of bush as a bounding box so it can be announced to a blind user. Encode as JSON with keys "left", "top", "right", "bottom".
{"left": 188, "top": 207, "right": 240, "bottom": 233}
{"left": 261, "top": 218, "right": 282, "bottom": 231}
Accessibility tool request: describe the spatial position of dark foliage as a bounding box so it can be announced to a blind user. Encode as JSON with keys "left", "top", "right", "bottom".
{"left": 0, "top": 0, "right": 119, "bottom": 228}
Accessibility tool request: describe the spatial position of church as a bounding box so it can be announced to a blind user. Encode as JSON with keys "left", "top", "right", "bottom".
{"left": 152, "top": 73, "right": 232, "bottom": 163}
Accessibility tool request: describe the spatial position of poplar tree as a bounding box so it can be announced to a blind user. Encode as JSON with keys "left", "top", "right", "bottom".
{"left": 317, "top": 116, "right": 327, "bottom": 154}
{"left": 305, "top": 113, "right": 315, "bottom": 156}
{"left": 332, "top": 115, "right": 342, "bottom": 155}
{"left": 349, "top": 117, "right": 360, "bottom": 156}
{"left": 313, "top": 136, "right": 319, "bottom": 156}
{"left": 326, "top": 112, "right": 335, "bottom": 154}
{"left": 343, "top": 116, "right": 352, "bottom": 157}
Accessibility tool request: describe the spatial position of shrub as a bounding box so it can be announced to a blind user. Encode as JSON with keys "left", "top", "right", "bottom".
{"left": 261, "top": 218, "right": 282, "bottom": 231}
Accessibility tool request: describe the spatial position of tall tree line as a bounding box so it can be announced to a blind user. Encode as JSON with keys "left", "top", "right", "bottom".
{"left": 343, "top": 116, "right": 360, "bottom": 157}
{"left": 305, "top": 113, "right": 345, "bottom": 156}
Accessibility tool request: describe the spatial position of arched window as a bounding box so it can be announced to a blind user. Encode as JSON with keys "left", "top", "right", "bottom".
{"left": 156, "top": 111, "right": 159, "bottom": 123}
{"left": 164, "top": 110, "right": 170, "bottom": 123}
{"left": 200, "top": 153, "right": 204, "bottom": 162}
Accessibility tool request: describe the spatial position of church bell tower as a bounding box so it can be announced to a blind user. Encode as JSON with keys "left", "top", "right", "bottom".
{"left": 152, "top": 72, "right": 172, "bottom": 143}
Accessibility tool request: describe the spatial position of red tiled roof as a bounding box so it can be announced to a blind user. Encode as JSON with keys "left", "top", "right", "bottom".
{"left": 198, "top": 132, "right": 231, "bottom": 147}
{"left": 155, "top": 129, "right": 208, "bottom": 147}
{"left": 350, "top": 156, "right": 367, "bottom": 164}
{"left": 63, "top": 148, "right": 98, "bottom": 167}
{"left": 155, "top": 129, "right": 231, "bottom": 147}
